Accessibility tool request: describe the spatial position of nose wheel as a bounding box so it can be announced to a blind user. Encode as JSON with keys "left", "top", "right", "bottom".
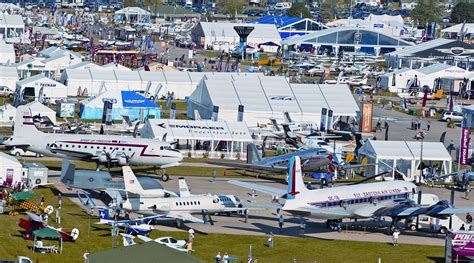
{"left": 161, "top": 169, "right": 169, "bottom": 182}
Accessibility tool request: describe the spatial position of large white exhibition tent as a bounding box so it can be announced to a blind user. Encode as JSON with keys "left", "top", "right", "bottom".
{"left": 187, "top": 74, "right": 360, "bottom": 127}
{"left": 25, "top": 100, "right": 56, "bottom": 123}
{"left": 0, "top": 66, "right": 18, "bottom": 93}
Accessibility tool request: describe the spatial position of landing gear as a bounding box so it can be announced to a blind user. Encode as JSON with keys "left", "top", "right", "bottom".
{"left": 326, "top": 219, "right": 342, "bottom": 231}
{"left": 161, "top": 169, "right": 169, "bottom": 182}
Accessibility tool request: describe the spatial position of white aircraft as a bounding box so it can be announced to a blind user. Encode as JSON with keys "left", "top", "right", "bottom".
{"left": 230, "top": 156, "right": 474, "bottom": 230}
{"left": 3, "top": 106, "right": 182, "bottom": 181}
{"left": 120, "top": 233, "right": 187, "bottom": 252}
{"left": 121, "top": 166, "right": 245, "bottom": 225}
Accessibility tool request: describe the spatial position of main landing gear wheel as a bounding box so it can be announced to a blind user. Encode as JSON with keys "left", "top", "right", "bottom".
{"left": 161, "top": 173, "right": 169, "bottom": 182}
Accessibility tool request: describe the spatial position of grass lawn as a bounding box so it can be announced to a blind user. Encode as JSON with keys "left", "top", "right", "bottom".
{"left": 0, "top": 187, "right": 444, "bottom": 263}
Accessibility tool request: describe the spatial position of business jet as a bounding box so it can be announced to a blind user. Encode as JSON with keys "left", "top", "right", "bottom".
{"left": 121, "top": 166, "right": 246, "bottom": 225}
{"left": 230, "top": 156, "right": 474, "bottom": 231}
{"left": 3, "top": 106, "right": 182, "bottom": 181}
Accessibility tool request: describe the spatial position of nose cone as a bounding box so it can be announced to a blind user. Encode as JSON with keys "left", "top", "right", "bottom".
{"left": 174, "top": 150, "right": 184, "bottom": 162}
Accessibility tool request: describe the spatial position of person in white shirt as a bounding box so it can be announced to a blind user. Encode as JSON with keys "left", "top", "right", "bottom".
{"left": 215, "top": 252, "right": 221, "bottom": 263}
{"left": 392, "top": 229, "right": 400, "bottom": 246}
{"left": 223, "top": 252, "right": 229, "bottom": 263}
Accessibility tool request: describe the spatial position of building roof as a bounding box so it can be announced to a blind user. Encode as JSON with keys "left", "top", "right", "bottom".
{"left": 0, "top": 152, "right": 21, "bottom": 167}
{"left": 197, "top": 22, "right": 281, "bottom": 43}
{"left": 115, "top": 7, "right": 150, "bottom": 15}
{"left": 416, "top": 63, "right": 459, "bottom": 75}
{"left": 90, "top": 241, "right": 204, "bottom": 263}
{"left": 385, "top": 38, "right": 454, "bottom": 57}
{"left": 281, "top": 26, "right": 412, "bottom": 47}
{"left": 441, "top": 23, "right": 474, "bottom": 35}
{"left": 252, "top": 15, "right": 305, "bottom": 29}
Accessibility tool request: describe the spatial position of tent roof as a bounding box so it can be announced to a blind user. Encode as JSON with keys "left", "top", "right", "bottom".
{"left": 17, "top": 74, "right": 60, "bottom": 86}
{"left": 115, "top": 7, "right": 150, "bottom": 15}
{"left": 319, "top": 84, "right": 360, "bottom": 116}
{"left": 441, "top": 23, "right": 474, "bottom": 34}
{"left": 0, "top": 152, "right": 21, "bottom": 167}
{"left": 416, "top": 63, "right": 464, "bottom": 75}
{"left": 0, "top": 66, "right": 18, "bottom": 78}
{"left": 82, "top": 90, "right": 158, "bottom": 109}
{"left": 0, "top": 14, "right": 23, "bottom": 27}
{"left": 198, "top": 22, "right": 281, "bottom": 43}
{"left": 26, "top": 101, "right": 56, "bottom": 113}
{"left": 102, "top": 63, "right": 131, "bottom": 71}
{"left": 33, "top": 227, "right": 60, "bottom": 239}
{"left": 251, "top": 15, "right": 303, "bottom": 28}
{"left": 90, "top": 241, "right": 203, "bottom": 263}
{"left": 361, "top": 140, "right": 452, "bottom": 161}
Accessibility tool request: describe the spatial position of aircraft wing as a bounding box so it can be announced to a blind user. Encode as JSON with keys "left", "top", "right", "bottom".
{"left": 206, "top": 161, "right": 286, "bottom": 174}
{"left": 165, "top": 211, "right": 205, "bottom": 224}
{"left": 228, "top": 180, "right": 286, "bottom": 197}
{"left": 50, "top": 148, "right": 95, "bottom": 160}
{"left": 137, "top": 235, "right": 154, "bottom": 242}
{"left": 434, "top": 207, "right": 474, "bottom": 215}
{"left": 287, "top": 207, "right": 352, "bottom": 218}
{"left": 115, "top": 215, "right": 164, "bottom": 225}
{"left": 239, "top": 201, "right": 283, "bottom": 210}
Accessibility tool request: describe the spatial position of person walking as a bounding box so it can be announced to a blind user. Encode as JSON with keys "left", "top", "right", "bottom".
{"left": 214, "top": 252, "right": 221, "bottom": 263}
{"left": 40, "top": 194, "right": 45, "bottom": 206}
{"left": 392, "top": 229, "right": 400, "bottom": 246}
{"left": 299, "top": 219, "right": 306, "bottom": 236}
{"left": 279, "top": 215, "right": 284, "bottom": 233}
{"left": 427, "top": 120, "right": 431, "bottom": 131}
{"left": 58, "top": 193, "right": 62, "bottom": 209}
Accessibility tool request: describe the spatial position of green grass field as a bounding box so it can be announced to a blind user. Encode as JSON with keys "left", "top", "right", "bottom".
{"left": 0, "top": 187, "right": 444, "bottom": 263}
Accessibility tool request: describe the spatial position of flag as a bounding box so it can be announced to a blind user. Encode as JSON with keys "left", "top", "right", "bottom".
{"left": 449, "top": 92, "right": 454, "bottom": 112}
{"left": 165, "top": 95, "right": 172, "bottom": 109}
{"left": 422, "top": 89, "right": 428, "bottom": 107}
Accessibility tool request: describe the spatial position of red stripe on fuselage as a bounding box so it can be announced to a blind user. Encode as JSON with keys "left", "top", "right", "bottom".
{"left": 288, "top": 161, "right": 300, "bottom": 196}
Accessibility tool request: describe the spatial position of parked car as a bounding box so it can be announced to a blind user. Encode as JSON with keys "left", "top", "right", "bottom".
{"left": 10, "top": 148, "right": 42, "bottom": 158}
{"left": 441, "top": 111, "right": 464, "bottom": 122}
{"left": 0, "top": 86, "right": 13, "bottom": 98}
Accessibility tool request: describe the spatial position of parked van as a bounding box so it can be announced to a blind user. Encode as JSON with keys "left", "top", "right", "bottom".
{"left": 408, "top": 215, "right": 466, "bottom": 234}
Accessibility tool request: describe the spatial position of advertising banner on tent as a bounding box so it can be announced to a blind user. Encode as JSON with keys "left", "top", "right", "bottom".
{"left": 459, "top": 128, "right": 471, "bottom": 165}
{"left": 361, "top": 103, "right": 373, "bottom": 133}
{"left": 320, "top": 108, "right": 327, "bottom": 132}
{"left": 327, "top": 110, "right": 333, "bottom": 131}
{"left": 102, "top": 100, "right": 113, "bottom": 125}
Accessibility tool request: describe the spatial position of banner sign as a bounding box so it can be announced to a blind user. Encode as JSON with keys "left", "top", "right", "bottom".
{"left": 459, "top": 127, "right": 471, "bottom": 165}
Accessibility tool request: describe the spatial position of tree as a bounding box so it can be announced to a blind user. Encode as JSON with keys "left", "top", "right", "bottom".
{"left": 288, "top": 3, "right": 312, "bottom": 18}
{"left": 410, "top": 0, "right": 444, "bottom": 26}
{"left": 224, "top": 0, "right": 246, "bottom": 15}
{"left": 450, "top": 2, "right": 474, "bottom": 23}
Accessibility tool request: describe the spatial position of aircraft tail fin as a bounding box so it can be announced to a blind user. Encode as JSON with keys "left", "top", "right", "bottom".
{"left": 284, "top": 112, "right": 293, "bottom": 123}
{"left": 14, "top": 105, "right": 41, "bottom": 137}
{"left": 60, "top": 159, "right": 76, "bottom": 186}
{"left": 123, "top": 166, "right": 144, "bottom": 194}
{"left": 287, "top": 156, "right": 308, "bottom": 199}
{"left": 246, "top": 143, "right": 262, "bottom": 164}
{"left": 97, "top": 208, "right": 111, "bottom": 221}
{"left": 178, "top": 177, "right": 191, "bottom": 197}
{"left": 281, "top": 124, "right": 291, "bottom": 138}
{"left": 270, "top": 118, "right": 280, "bottom": 132}
{"left": 77, "top": 192, "right": 96, "bottom": 208}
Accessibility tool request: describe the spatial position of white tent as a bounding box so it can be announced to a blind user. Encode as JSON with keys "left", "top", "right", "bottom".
{"left": 0, "top": 66, "right": 18, "bottom": 93}
{"left": 0, "top": 42, "right": 14, "bottom": 65}
{"left": 16, "top": 74, "right": 67, "bottom": 100}
{"left": 358, "top": 140, "right": 452, "bottom": 181}
{"left": 0, "top": 152, "right": 23, "bottom": 188}
{"left": 0, "top": 103, "right": 16, "bottom": 125}
{"left": 141, "top": 119, "right": 253, "bottom": 159}
{"left": 191, "top": 22, "right": 282, "bottom": 51}
{"left": 102, "top": 62, "right": 131, "bottom": 71}
{"left": 187, "top": 75, "right": 359, "bottom": 126}
{"left": 26, "top": 101, "right": 57, "bottom": 124}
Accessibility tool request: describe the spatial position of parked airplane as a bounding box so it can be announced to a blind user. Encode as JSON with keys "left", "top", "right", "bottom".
{"left": 3, "top": 106, "right": 183, "bottom": 181}
{"left": 19, "top": 212, "right": 79, "bottom": 241}
{"left": 229, "top": 156, "right": 474, "bottom": 231}
{"left": 60, "top": 159, "right": 178, "bottom": 204}
{"left": 97, "top": 208, "right": 161, "bottom": 236}
{"left": 121, "top": 166, "right": 245, "bottom": 225}
{"left": 120, "top": 233, "right": 187, "bottom": 252}
{"left": 208, "top": 143, "right": 333, "bottom": 175}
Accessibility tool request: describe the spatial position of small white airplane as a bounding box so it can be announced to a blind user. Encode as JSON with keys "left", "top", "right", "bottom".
{"left": 230, "top": 156, "right": 474, "bottom": 231}
{"left": 121, "top": 166, "right": 246, "bottom": 225}
{"left": 3, "top": 106, "right": 182, "bottom": 181}
{"left": 120, "top": 233, "right": 187, "bottom": 252}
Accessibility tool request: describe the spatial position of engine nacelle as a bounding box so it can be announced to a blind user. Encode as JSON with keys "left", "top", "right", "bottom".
{"left": 97, "top": 152, "right": 108, "bottom": 163}
{"left": 116, "top": 154, "right": 128, "bottom": 166}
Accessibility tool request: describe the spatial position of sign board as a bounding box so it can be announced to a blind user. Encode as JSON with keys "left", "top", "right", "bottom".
{"left": 360, "top": 103, "right": 373, "bottom": 133}
{"left": 445, "top": 231, "right": 474, "bottom": 263}
{"left": 320, "top": 108, "right": 327, "bottom": 132}
{"left": 459, "top": 127, "right": 471, "bottom": 165}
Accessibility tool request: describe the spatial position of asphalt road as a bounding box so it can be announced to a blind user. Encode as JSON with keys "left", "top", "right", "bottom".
{"left": 49, "top": 171, "right": 473, "bottom": 246}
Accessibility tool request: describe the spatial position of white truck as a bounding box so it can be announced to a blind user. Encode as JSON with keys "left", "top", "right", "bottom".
{"left": 3, "top": 256, "right": 33, "bottom": 263}
{"left": 408, "top": 215, "right": 466, "bottom": 234}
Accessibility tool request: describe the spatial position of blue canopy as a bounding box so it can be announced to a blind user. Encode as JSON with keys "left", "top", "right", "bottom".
{"left": 121, "top": 91, "right": 159, "bottom": 108}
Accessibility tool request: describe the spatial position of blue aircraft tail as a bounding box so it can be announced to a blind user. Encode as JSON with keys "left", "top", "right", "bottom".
{"left": 77, "top": 192, "right": 96, "bottom": 208}
{"left": 98, "top": 208, "right": 110, "bottom": 220}
{"left": 287, "top": 156, "right": 308, "bottom": 200}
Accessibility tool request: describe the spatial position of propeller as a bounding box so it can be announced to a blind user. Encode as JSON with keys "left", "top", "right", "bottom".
{"left": 132, "top": 122, "right": 140, "bottom": 138}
